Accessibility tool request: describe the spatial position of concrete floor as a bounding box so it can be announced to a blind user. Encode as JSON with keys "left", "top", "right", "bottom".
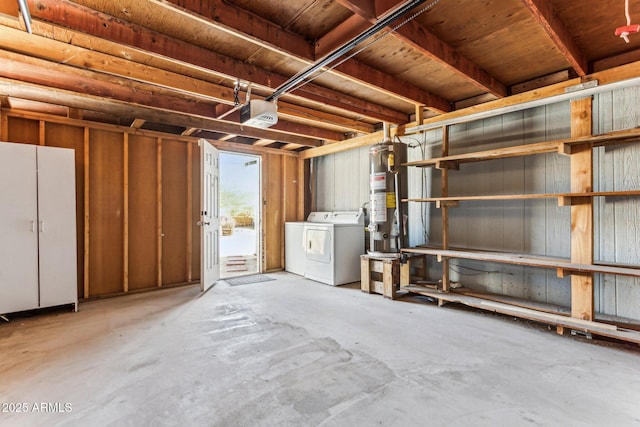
{"left": 1, "top": 272, "right": 639, "bottom": 427}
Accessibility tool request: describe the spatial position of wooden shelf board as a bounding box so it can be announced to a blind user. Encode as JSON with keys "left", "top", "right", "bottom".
{"left": 401, "top": 246, "right": 640, "bottom": 278}
{"left": 453, "top": 288, "right": 571, "bottom": 316}
{"left": 404, "top": 190, "right": 640, "bottom": 204}
{"left": 403, "top": 128, "right": 640, "bottom": 168}
{"left": 400, "top": 284, "right": 640, "bottom": 345}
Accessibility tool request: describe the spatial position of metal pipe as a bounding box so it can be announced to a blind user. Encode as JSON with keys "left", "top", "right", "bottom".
{"left": 394, "top": 172, "right": 403, "bottom": 250}
{"left": 266, "top": 0, "right": 427, "bottom": 102}
{"left": 18, "top": 0, "right": 32, "bottom": 34}
{"left": 382, "top": 122, "right": 391, "bottom": 143}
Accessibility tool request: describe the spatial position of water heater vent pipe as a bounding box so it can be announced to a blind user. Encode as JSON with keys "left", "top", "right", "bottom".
{"left": 382, "top": 122, "right": 391, "bottom": 144}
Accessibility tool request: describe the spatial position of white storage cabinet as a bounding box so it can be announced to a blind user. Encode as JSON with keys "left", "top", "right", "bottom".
{"left": 0, "top": 142, "right": 78, "bottom": 314}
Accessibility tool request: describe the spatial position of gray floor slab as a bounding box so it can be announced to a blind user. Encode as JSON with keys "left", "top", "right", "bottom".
{"left": 1, "top": 272, "right": 639, "bottom": 426}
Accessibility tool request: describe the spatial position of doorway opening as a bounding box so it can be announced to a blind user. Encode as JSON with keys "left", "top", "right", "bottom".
{"left": 219, "top": 151, "right": 261, "bottom": 278}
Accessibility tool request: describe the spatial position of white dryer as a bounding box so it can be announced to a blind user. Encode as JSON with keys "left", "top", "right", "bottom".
{"left": 303, "top": 211, "right": 364, "bottom": 286}
{"left": 285, "top": 212, "right": 332, "bottom": 276}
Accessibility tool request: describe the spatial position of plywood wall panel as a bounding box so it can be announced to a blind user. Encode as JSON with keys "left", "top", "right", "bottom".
{"left": 7, "top": 117, "right": 39, "bottom": 145}
{"left": 44, "top": 123, "right": 85, "bottom": 298}
{"left": 161, "top": 139, "right": 188, "bottom": 285}
{"left": 88, "top": 129, "right": 124, "bottom": 296}
{"left": 128, "top": 134, "right": 158, "bottom": 290}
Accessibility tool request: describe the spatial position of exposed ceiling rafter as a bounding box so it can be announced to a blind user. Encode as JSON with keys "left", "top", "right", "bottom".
{"left": 336, "top": 0, "right": 507, "bottom": 97}
{"left": 520, "top": 0, "right": 589, "bottom": 76}
{"left": 143, "top": 0, "right": 449, "bottom": 110}
{"left": 26, "top": 0, "right": 410, "bottom": 124}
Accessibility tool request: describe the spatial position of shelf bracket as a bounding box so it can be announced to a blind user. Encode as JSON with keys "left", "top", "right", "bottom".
{"left": 558, "top": 196, "right": 592, "bottom": 207}
{"left": 435, "top": 160, "right": 459, "bottom": 170}
{"left": 436, "top": 200, "right": 459, "bottom": 208}
{"left": 558, "top": 142, "right": 573, "bottom": 156}
{"left": 557, "top": 268, "right": 594, "bottom": 279}
{"left": 559, "top": 142, "right": 594, "bottom": 156}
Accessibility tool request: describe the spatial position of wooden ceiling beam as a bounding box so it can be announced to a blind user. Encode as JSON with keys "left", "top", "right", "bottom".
{"left": 157, "top": 0, "right": 314, "bottom": 59}
{"left": 316, "top": 14, "right": 370, "bottom": 58}
{"left": 394, "top": 21, "right": 507, "bottom": 97}
{"left": 0, "top": 28, "right": 358, "bottom": 137}
{"left": 337, "top": 0, "right": 507, "bottom": 97}
{"left": 142, "top": 0, "right": 448, "bottom": 111}
{"left": 331, "top": 60, "right": 449, "bottom": 112}
{"left": 26, "top": 0, "right": 408, "bottom": 124}
{"left": 0, "top": 26, "right": 234, "bottom": 104}
{"left": 0, "top": 77, "right": 327, "bottom": 147}
{"left": 520, "top": 0, "right": 589, "bottom": 76}
{"left": 0, "top": 49, "right": 220, "bottom": 118}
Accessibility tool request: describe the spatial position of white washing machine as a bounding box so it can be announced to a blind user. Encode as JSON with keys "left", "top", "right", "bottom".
{"left": 303, "top": 211, "right": 364, "bottom": 286}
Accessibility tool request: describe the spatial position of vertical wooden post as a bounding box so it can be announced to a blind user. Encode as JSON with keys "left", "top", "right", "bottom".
{"left": 297, "top": 158, "right": 310, "bottom": 221}
{"left": 0, "top": 108, "right": 8, "bottom": 140}
{"left": 157, "top": 138, "right": 163, "bottom": 287}
{"left": 415, "top": 104, "right": 425, "bottom": 127}
{"left": 186, "top": 142, "right": 193, "bottom": 283}
{"left": 38, "top": 121, "right": 45, "bottom": 146}
{"left": 123, "top": 133, "right": 129, "bottom": 293}
{"left": 400, "top": 257, "right": 411, "bottom": 286}
{"left": 383, "top": 261, "right": 395, "bottom": 299}
{"left": 281, "top": 156, "right": 288, "bottom": 268}
{"left": 360, "top": 255, "right": 371, "bottom": 293}
{"left": 570, "top": 97, "right": 594, "bottom": 320}
{"left": 83, "top": 127, "right": 90, "bottom": 299}
{"left": 441, "top": 125, "right": 451, "bottom": 292}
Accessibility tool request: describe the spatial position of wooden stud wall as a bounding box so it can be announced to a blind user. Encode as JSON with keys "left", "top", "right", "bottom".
{"left": 263, "top": 153, "right": 284, "bottom": 271}
{"left": 2, "top": 110, "right": 294, "bottom": 298}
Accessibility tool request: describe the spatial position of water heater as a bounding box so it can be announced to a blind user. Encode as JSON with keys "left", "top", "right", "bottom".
{"left": 367, "top": 124, "right": 407, "bottom": 257}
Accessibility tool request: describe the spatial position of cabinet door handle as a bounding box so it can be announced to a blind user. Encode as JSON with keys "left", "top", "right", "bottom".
{"left": 39, "top": 221, "right": 45, "bottom": 233}
{"left": 31, "top": 221, "right": 36, "bottom": 232}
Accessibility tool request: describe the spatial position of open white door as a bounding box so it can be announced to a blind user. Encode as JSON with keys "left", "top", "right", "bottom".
{"left": 200, "top": 139, "right": 220, "bottom": 292}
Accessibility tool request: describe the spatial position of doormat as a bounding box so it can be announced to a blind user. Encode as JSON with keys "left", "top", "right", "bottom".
{"left": 224, "top": 274, "right": 275, "bottom": 286}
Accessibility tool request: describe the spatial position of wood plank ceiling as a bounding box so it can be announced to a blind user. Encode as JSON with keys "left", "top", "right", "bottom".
{"left": 1, "top": 0, "right": 640, "bottom": 151}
